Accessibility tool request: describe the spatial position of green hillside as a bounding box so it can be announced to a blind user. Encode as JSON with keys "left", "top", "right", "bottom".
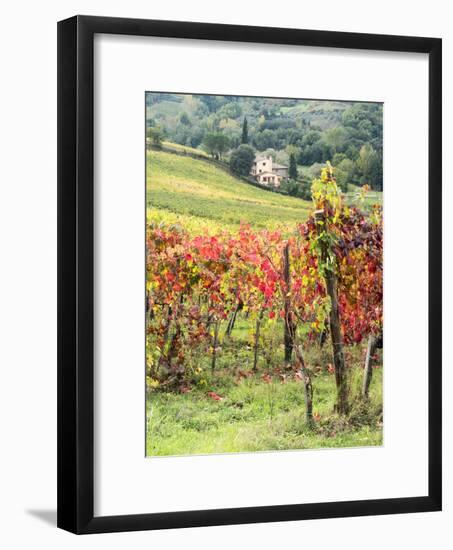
{"left": 146, "top": 149, "right": 311, "bottom": 233}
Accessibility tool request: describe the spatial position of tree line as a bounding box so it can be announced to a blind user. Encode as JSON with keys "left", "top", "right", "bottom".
{"left": 146, "top": 94, "right": 383, "bottom": 191}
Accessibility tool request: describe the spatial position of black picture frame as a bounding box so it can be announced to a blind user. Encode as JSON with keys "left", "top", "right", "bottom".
{"left": 57, "top": 15, "right": 442, "bottom": 534}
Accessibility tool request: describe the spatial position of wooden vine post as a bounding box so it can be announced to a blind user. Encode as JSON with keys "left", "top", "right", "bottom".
{"left": 314, "top": 208, "right": 349, "bottom": 415}
{"left": 294, "top": 344, "right": 314, "bottom": 426}
{"left": 283, "top": 243, "right": 295, "bottom": 363}
{"left": 211, "top": 320, "right": 220, "bottom": 372}
{"left": 362, "top": 335, "right": 376, "bottom": 399}
{"left": 252, "top": 309, "right": 264, "bottom": 372}
{"left": 225, "top": 300, "right": 243, "bottom": 337}
{"left": 362, "top": 333, "right": 382, "bottom": 399}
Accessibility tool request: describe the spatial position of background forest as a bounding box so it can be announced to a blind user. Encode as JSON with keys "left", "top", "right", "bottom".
{"left": 146, "top": 93, "right": 383, "bottom": 198}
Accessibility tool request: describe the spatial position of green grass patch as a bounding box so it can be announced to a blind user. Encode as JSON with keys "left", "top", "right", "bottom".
{"left": 146, "top": 369, "right": 383, "bottom": 456}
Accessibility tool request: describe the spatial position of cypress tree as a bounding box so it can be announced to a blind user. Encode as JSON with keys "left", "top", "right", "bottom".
{"left": 289, "top": 152, "right": 298, "bottom": 180}
{"left": 241, "top": 117, "right": 249, "bottom": 144}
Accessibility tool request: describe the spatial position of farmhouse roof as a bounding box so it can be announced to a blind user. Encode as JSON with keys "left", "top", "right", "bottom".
{"left": 253, "top": 156, "right": 287, "bottom": 169}
{"left": 257, "top": 171, "right": 280, "bottom": 177}
{"left": 254, "top": 155, "right": 271, "bottom": 162}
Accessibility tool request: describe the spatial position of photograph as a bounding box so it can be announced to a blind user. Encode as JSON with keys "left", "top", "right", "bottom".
{"left": 145, "top": 92, "right": 383, "bottom": 457}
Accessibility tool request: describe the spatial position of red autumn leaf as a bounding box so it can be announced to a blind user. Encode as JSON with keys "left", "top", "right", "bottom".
{"left": 207, "top": 391, "right": 223, "bottom": 401}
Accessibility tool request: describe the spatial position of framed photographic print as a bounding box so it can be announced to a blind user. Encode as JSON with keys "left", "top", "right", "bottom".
{"left": 57, "top": 15, "right": 442, "bottom": 534}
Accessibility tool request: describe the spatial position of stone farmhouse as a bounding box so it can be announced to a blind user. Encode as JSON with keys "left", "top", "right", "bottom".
{"left": 250, "top": 155, "right": 288, "bottom": 188}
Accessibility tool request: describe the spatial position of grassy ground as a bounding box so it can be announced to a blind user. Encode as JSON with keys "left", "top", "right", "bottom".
{"left": 146, "top": 318, "right": 383, "bottom": 456}
{"left": 147, "top": 373, "right": 383, "bottom": 456}
{"left": 146, "top": 149, "right": 311, "bottom": 233}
